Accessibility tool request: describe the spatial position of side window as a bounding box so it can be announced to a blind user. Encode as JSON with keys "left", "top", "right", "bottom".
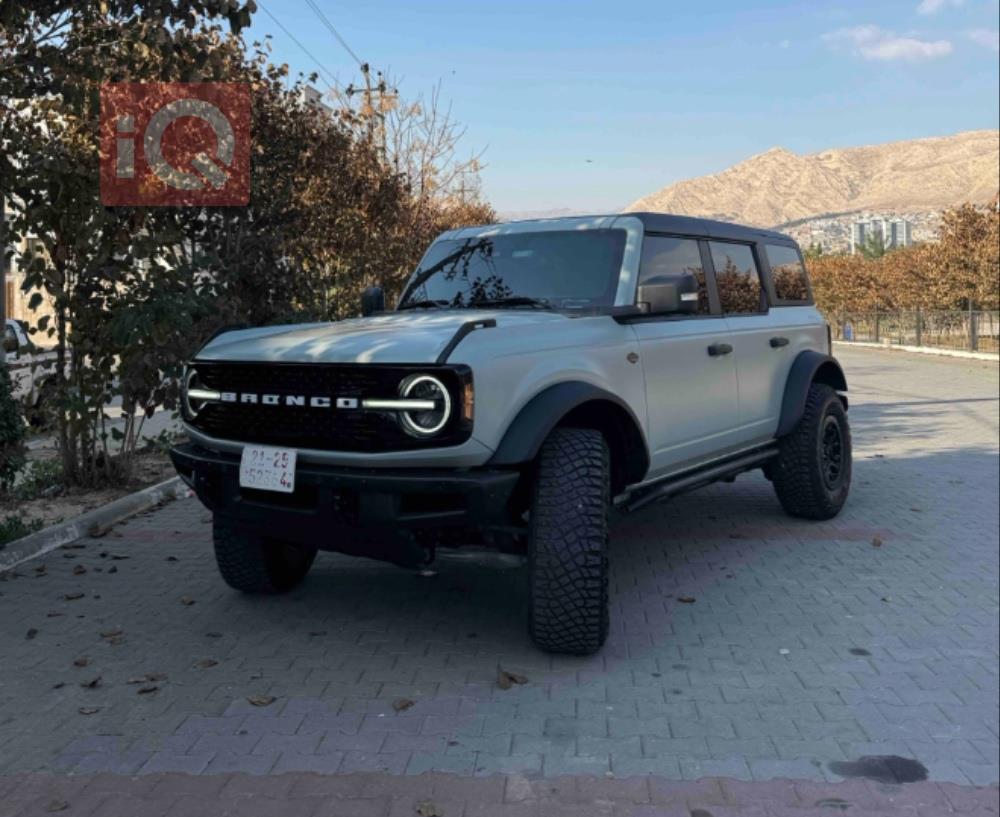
{"left": 765, "top": 244, "right": 810, "bottom": 303}
{"left": 638, "top": 236, "right": 710, "bottom": 314}
{"left": 3, "top": 323, "right": 18, "bottom": 353}
{"left": 709, "top": 241, "right": 766, "bottom": 315}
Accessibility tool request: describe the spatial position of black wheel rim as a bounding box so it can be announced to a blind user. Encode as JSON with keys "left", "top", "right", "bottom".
{"left": 820, "top": 414, "right": 844, "bottom": 490}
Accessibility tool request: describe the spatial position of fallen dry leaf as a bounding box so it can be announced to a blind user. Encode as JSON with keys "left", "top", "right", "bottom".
{"left": 393, "top": 698, "right": 415, "bottom": 712}
{"left": 73, "top": 565, "right": 87, "bottom": 576}
{"left": 34, "top": 565, "right": 47, "bottom": 576}
{"left": 909, "top": 507, "right": 922, "bottom": 512}
{"left": 109, "top": 554, "right": 129, "bottom": 560}
{"left": 78, "top": 707, "right": 100, "bottom": 715}
{"left": 415, "top": 801, "right": 443, "bottom": 817}
{"left": 247, "top": 695, "right": 276, "bottom": 707}
{"left": 195, "top": 659, "right": 218, "bottom": 669}
{"left": 47, "top": 612, "right": 63, "bottom": 618}
{"left": 73, "top": 657, "right": 89, "bottom": 668}
{"left": 100, "top": 628, "right": 124, "bottom": 639}
{"left": 64, "top": 592, "right": 84, "bottom": 601}
{"left": 52, "top": 682, "right": 66, "bottom": 690}
{"left": 677, "top": 597, "right": 697, "bottom": 604}
{"left": 26, "top": 628, "right": 38, "bottom": 640}
{"left": 180, "top": 596, "right": 196, "bottom": 606}
{"left": 206, "top": 631, "right": 223, "bottom": 638}
{"left": 80, "top": 677, "right": 102, "bottom": 690}
{"left": 872, "top": 536, "right": 883, "bottom": 548}
{"left": 88, "top": 523, "right": 112, "bottom": 538}
{"left": 128, "top": 672, "right": 166, "bottom": 684}
{"left": 497, "top": 668, "right": 529, "bottom": 690}
{"left": 107, "top": 566, "right": 118, "bottom": 574}
{"left": 44, "top": 799, "right": 69, "bottom": 813}
{"left": 166, "top": 556, "right": 178, "bottom": 562}
{"left": 137, "top": 685, "right": 159, "bottom": 695}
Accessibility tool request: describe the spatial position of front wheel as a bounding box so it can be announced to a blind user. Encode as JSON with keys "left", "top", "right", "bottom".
{"left": 213, "top": 516, "right": 317, "bottom": 593}
{"left": 772, "top": 383, "right": 852, "bottom": 520}
{"left": 527, "top": 427, "right": 610, "bottom": 655}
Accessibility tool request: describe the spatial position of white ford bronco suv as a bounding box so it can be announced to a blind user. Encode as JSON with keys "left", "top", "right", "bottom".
{"left": 171, "top": 213, "right": 851, "bottom": 655}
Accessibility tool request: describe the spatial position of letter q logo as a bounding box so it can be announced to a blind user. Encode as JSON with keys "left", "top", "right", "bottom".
{"left": 101, "top": 83, "right": 250, "bottom": 206}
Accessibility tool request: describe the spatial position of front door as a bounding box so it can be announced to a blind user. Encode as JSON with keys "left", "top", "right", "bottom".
{"left": 632, "top": 235, "right": 742, "bottom": 479}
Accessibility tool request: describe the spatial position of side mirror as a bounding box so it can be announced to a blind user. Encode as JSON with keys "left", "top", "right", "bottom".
{"left": 636, "top": 272, "right": 700, "bottom": 315}
{"left": 360, "top": 286, "right": 385, "bottom": 317}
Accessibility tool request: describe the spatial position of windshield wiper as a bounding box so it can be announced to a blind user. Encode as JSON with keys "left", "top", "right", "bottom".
{"left": 470, "top": 296, "right": 552, "bottom": 310}
{"left": 397, "top": 298, "right": 451, "bottom": 311}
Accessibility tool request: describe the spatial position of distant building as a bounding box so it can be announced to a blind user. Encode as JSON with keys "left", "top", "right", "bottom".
{"left": 299, "top": 85, "right": 333, "bottom": 116}
{"left": 850, "top": 217, "right": 913, "bottom": 254}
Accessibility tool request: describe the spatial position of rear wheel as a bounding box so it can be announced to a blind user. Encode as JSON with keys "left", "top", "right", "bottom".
{"left": 527, "top": 427, "right": 610, "bottom": 655}
{"left": 212, "top": 516, "right": 317, "bottom": 593}
{"left": 772, "top": 383, "right": 851, "bottom": 520}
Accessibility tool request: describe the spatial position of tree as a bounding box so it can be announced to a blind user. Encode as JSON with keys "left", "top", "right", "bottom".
{"left": 1, "top": 2, "right": 494, "bottom": 486}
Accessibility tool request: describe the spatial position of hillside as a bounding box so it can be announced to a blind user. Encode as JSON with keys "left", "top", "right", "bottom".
{"left": 625, "top": 130, "right": 1000, "bottom": 228}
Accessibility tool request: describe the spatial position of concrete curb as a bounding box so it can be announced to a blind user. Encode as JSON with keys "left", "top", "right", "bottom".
{"left": 0, "top": 476, "right": 188, "bottom": 573}
{"left": 834, "top": 340, "right": 999, "bottom": 361}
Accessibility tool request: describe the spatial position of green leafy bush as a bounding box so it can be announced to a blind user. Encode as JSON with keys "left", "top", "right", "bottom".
{"left": 0, "top": 514, "right": 43, "bottom": 547}
{"left": 0, "top": 360, "right": 26, "bottom": 492}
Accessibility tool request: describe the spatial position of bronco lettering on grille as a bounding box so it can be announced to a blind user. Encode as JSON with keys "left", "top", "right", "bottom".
{"left": 218, "top": 392, "right": 358, "bottom": 409}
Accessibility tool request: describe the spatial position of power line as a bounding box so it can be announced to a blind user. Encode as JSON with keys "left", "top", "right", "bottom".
{"left": 256, "top": 1, "right": 341, "bottom": 90}
{"left": 301, "top": 0, "right": 365, "bottom": 67}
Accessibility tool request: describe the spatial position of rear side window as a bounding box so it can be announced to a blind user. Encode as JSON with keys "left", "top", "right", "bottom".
{"left": 638, "top": 236, "right": 710, "bottom": 314}
{"left": 709, "top": 241, "right": 766, "bottom": 315}
{"left": 765, "top": 244, "right": 811, "bottom": 303}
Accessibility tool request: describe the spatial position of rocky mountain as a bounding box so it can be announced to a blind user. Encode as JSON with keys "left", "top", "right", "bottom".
{"left": 625, "top": 130, "right": 999, "bottom": 228}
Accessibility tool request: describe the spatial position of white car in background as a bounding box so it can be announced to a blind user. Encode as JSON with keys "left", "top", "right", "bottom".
{"left": 4, "top": 318, "right": 59, "bottom": 420}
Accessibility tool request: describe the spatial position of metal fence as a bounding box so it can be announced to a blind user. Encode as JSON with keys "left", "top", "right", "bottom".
{"left": 829, "top": 310, "right": 1000, "bottom": 354}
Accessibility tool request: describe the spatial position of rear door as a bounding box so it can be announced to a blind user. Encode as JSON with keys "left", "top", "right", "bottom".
{"left": 631, "top": 234, "right": 742, "bottom": 478}
{"left": 707, "top": 240, "right": 784, "bottom": 445}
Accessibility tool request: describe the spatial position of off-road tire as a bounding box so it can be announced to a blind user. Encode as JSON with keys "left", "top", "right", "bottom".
{"left": 527, "top": 427, "right": 610, "bottom": 655}
{"left": 772, "top": 383, "right": 851, "bottom": 520}
{"left": 213, "top": 516, "right": 317, "bottom": 593}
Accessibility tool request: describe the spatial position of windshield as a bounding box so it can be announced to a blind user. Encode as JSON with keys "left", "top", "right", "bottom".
{"left": 398, "top": 229, "right": 627, "bottom": 310}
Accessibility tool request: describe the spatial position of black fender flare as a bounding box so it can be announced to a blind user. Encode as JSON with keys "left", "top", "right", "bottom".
{"left": 489, "top": 381, "right": 650, "bottom": 486}
{"left": 776, "top": 351, "right": 848, "bottom": 437}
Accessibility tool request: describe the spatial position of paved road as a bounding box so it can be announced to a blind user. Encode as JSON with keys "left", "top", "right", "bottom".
{"left": 1, "top": 347, "right": 997, "bottom": 815}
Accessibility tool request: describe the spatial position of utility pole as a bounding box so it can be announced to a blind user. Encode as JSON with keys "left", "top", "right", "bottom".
{"left": 345, "top": 64, "right": 396, "bottom": 156}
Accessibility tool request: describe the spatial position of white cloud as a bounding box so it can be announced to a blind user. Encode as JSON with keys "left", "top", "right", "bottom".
{"left": 967, "top": 28, "right": 1000, "bottom": 51}
{"left": 916, "top": 0, "right": 964, "bottom": 15}
{"left": 823, "top": 25, "right": 953, "bottom": 61}
{"left": 779, "top": 39, "right": 791, "bottom": 49}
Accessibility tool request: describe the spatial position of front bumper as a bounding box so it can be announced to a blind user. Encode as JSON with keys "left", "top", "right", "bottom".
{"left": 170, "top": 443, "right": 522, "bottom": 552}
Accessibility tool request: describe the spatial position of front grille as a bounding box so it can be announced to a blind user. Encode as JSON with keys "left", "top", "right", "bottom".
{"left": 188, "top": 361, "right": 471, "bottom": 452}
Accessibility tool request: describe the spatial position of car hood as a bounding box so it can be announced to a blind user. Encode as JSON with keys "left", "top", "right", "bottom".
{"left": 195, "top": 310, "right": 574, "bottom": 364}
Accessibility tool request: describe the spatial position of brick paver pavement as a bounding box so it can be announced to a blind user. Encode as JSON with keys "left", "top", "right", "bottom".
{"left": 1, "top": 346, "right": 997, "bottom": 815}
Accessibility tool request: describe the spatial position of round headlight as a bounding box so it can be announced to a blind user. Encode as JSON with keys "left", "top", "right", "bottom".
{"left": 183, "top": 367, "right": 206, "bottom": 419}
{"left": 399, "top": 374, "right": 451, "bottom": 436}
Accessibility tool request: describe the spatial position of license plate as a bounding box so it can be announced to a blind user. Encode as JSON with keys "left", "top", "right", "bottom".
{"left": 239, "top": 445, "right": 296, "bottom": 493}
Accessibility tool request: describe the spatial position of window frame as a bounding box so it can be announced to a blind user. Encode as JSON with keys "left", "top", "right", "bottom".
{"left": 628, "top": 232, "right": 722, "bottom": 322}
{"left": 760, "top": 242, "right": 815, "bottom": 307}
{"left": 705, "top": 238, "right": 770, "bottom": 317}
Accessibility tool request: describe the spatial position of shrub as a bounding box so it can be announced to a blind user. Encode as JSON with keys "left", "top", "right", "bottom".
{"left": 0, "top": 360, "right": 26, "bottom": 492}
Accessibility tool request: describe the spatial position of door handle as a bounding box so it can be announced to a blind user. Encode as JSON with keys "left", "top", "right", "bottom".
{"left": 769, "top": 336, "right": 790, "bottom": 348}
{"left": 707, "top": 343, "right": 733, "bottom": 357}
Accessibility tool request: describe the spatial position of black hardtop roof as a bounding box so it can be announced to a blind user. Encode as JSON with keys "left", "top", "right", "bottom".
{"left": 627, "top": 212, "right": 796, "bottom": 245}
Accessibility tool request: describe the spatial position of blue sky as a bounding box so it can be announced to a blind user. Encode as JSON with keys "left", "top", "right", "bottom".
{"left": 253, "top": 0, "right": 1000, "bottom": 213}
